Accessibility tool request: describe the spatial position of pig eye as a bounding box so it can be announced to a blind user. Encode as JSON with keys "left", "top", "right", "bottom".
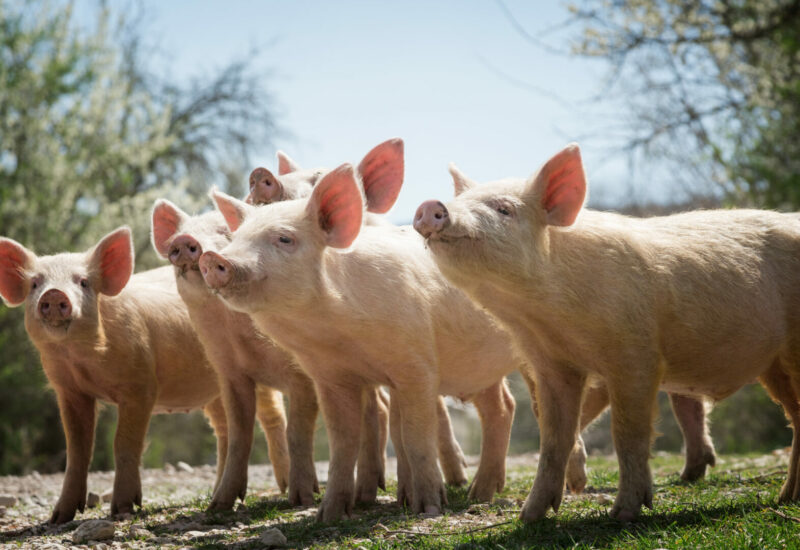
{"left": 31, "top": 281, "right": 38, "bottom": 290}
{"left": 80, "top": 278, "right": 89, "bottom": 289}
{"left": 278, "top": 236, "right": 292, "bottom": 244}
{"left": 497, "top": 206, "right": 511, "bottom": 216}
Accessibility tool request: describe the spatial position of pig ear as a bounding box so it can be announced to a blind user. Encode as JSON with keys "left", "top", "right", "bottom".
{"left": 151, "top": 199, "right": 188, "bottom": 258}
{"left": 448, "top": 163, "right": 476, "bottom": 196}
{"left": 0, "top": 238, "right": 35, "bottom": 307}
{"left": 210, "top": 187, "right": 253, "bottom": 232}
{"left": 276, "top": 151, "right": 301, "bottom": 175}
{"left": 526, "top": 143, "right": 586, "bottom": 227}
{"left": 357, "top": 138, "right": 404, "bottom": 214}
{"left": 306, "top": 163, "right": 363, "bottom": 248}
{"left": 88, "top": 227, "right": 134, "bottom": 296}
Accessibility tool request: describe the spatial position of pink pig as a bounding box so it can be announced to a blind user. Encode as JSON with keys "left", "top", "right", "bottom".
{"left": 414, "top": 143, "right": 800, "bottom": 522}
{"left": 198, "top": 164, "right": 532, "bottom": 522}
{"left": 0, "top": 228, "right": 286, "bottom": 523}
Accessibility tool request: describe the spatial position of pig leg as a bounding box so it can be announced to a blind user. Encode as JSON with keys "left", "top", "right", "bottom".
{"left": 669, "top": 393, "right": 716, "bottom": 482}
{"left": 436, "top": 396, "right": 468, "bottom": 486}
{"left": 606, "top": 368, "right": 659, "bottom": 522}
{"left": 49, "top": 389, "right": 97, "bottom": 524}
{"left": 111, "top": 399, "right": 154, "bottom": 516}
{"left": 521, "top": 371, "right": 609, "bottom": 495}
{"left": 356, "top": 387, "right": 387, "bottom": 503}
{"left": 202, "top": 397, "right": 229, "bottom": 493}
{"left": 520, "top": 363, "right": 585, "bottom": 522}
{"left": 315, "top": 381, "right": 364, "bottom": 522}
{"left": 468, "top": 380, "right": 515, "bottom": 501}
{"left": 255, "top": 385, "right": 290, "bottom": 493}
{"left": 759, "top": 362, "right": 800, "bottom": 502}
{"left": 377, "top": 388, "right": 390, "bottom": 476}
{"left": 394, "top": 386, "right": 447, "bottom": 515}
{"left": 286, "top": 378, "right": 320, "bottom": 506}
{"left": 390, "top": 390, "right": 412, "bottom": 507}
{"left": 208, "top": 375, "right": 256, "bottom": 511}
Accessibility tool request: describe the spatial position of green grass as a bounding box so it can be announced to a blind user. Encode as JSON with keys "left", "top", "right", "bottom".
{"left": 6, "top": 453, "right": 800, "bottom": 548}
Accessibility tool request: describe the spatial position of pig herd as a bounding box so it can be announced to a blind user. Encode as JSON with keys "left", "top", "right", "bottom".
{"left": 1, "top": 139, "right": 798, "bottom": 529}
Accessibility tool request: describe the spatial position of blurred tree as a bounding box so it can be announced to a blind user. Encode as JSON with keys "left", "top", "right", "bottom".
{"left": 0, "top": 0, "right": 277, "bottom": 474}
{"left": 567, "top": 0, "right": 800, "bottom": 207}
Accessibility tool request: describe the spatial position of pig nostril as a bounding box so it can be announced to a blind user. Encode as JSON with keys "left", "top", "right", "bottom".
{"left": 434, "top": 212, "right": 442, "bottom": 220}
{"left": 217, "top": 264, "right": 226, "bottom": 273}
{"left": 169, "top": 247, "right": 179, "bottom": 258}
{"left": 189, "top": 246, "right": 197, "bottom": 253}
{"left": 41, "top": 303, "right": 50, "bottom": 312}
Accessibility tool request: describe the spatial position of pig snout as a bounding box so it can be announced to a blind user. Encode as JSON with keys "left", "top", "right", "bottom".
{"left": 169, "top": 234, "right": 202, "bottom": 271}
{"left": 38, "top": 289, "right": 72, "bottom": 322}
{"left": 248, "top": 168, "right": 283, "bottom": 205}
{"left": 414, "top": 200, "right": 450, "bottom": 238}
{"left": 199, "top": 251, "right": 233, "bottom": 289}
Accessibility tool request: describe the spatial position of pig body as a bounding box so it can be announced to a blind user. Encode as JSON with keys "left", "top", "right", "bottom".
{"left": 417, "top": 144, "right": 800, "bottom": 522}
{"left": 0, "top": 229, "right": 287, "bottom": 523}
{"left": 201, "top": 165, "right": 529, "bottom": 521}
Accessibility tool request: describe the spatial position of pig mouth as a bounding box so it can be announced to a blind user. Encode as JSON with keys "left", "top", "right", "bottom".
{"left": 179, "top": 264, "right": 202, "bottom": 277}
{"left": 41, "top": 318, "right": 72, "bottom": 335}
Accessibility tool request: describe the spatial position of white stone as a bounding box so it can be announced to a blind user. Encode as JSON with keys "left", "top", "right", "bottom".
{"left": 176, "top": 461, "right": 194, "bottom": 473}
{"left": 72, "top": 519, "right": 116, "bottom": 544}
{"left": 259, "top": 527, "right": 287, "bottom": 547}
{"left": 0, "top": 495, "right": 18, "bottom": 507}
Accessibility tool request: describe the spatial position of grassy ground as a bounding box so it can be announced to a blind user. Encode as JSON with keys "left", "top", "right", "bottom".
{"left": 2, "top": 451, "right": 800, "bottom": 548}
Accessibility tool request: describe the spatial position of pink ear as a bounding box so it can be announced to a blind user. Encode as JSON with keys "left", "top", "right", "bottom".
{"left": 276, "top": 151, "right": 301, "bottom": 175}
{"left": 211, "top": 189, "right": 251, "bottom": 232}
{"left": 151, "top": 200, "right": 187, "bottom": 257}
{"left": 90, "top": 227, "right": 134, "bottom": 296}
{"left": 307, "top": 163, "right": 363, "bottom": 248}
{"left": 0, "top": 238, "right": 34, "bottom": 306}
{"left": 448, "top": 163, "right": 475, "bottom": 196}
{"left": 358, "top": 138, "right": 404, "bottom": 214}
{"left": 533, "top": 144, "right": 586, "bottom": 226}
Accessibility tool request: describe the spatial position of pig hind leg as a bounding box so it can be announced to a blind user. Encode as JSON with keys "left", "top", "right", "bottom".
{"left": 286, "top": 379, "right": 320, "bottom": 506}
{"left": 203, "top": 397, "right": 229, "bottom": 494}
{"left": 356, "top": 387, "right": 388, "bottom": 503}
{"left": 436, "top": 396, "right": 469, "bottom": 486}
{"left": 669, "top": 393, "right": 716, "bottom": 482}
{"left": 390, "top": 390, "right": 412, "bottom": 507}
{"left": 468, "top": 379, "right": 515, "bottom": 501}
{"left": 255, "top": 386, "right": 290, "bottom": 493}
{"left": 759, "top": 361, "right": 800, "bottom": 502}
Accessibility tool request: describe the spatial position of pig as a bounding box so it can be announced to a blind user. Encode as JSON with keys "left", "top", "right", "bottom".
{"left": 151, "top": 203, "right": 397, "bottom": 509}
{"left": 244, "top": 139, "right": 474, "bottom": 488}
{"left": 413, "top": 143, "right": 800, "bottom": 522}
{"left": 198, "top": 164, "right": 532, "bottom": 522}
{"left": 0, "top": 228, "right": 287, "bottom": 523}
{"left": 258, "top": 140, "right": 715, "bottom": 491}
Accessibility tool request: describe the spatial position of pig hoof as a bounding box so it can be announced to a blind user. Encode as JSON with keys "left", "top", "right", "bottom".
{"left": 680, "top": 450, "right": 716, "bottom": 482}
{"left": 207, "top": 497, "right": 235, "bottom": 512}
{"left": 289, "top": 488, "right": 315, "bottom": 507}
{"left": 355, "top": 469, "right": 383, "bottom": 503}
{"left": 315, "top": 493, "right": 351, "bottom": 523}
{"left": 467, "top": 474, "right": 504, "bottom": 502}
{"left": 49, "top": 506, "right": 77, "bottom": 524}
{"left": 565, "top": 470, "right": 588, "bottom": 494}
{"left": 610, "top": 507, "right": 638, "bottom": 522}
{"left": 422, "top": 504, "right": 441, "bottom": 516}
{"left": 519, "top": 488, "right": 561, "bottom": 522}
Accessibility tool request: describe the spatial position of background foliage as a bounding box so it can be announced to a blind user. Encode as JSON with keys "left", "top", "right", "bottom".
{"left": 0, "top": 0, "right": 797, "bottom": 476}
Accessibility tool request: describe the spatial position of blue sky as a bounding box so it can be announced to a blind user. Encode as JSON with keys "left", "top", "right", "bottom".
{"left": 77, "top": 1, "right": 646, "bottom": 222}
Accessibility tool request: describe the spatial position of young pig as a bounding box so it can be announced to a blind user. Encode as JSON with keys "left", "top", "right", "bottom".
{"left": 199, "top": 165, "right": 531, "bottom": 522}
{"left": 259, "top": 141, "right": 715, "bottom": 491}
{"left": 245, "top": 139, "right": 473, "bottom": 488}
{"left": 414, "top": 143, "right": 800, "bottom": 522}
{"left": 0, "top": 228, "right": 286, "bottom": 523}
{"left": 152, "top": 203, "right": 397, "bottom": 509}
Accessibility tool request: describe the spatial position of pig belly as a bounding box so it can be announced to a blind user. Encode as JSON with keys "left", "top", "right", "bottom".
{"left": 659, "top": 352, "right": 776, "bottom": 401}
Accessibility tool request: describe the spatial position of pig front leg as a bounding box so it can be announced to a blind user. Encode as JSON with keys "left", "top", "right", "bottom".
{"left": 112, "top": 398, "right": 154, "bottom": 516}
{"left": 393, "top": 385, "right": 447, "bottom": 515}
{"left": 520, "top": 363, "right": 584, "bottom": 522}
{"left": 606, "top": 367, "right": 659, "bottom": 522}
{"left": 50, "top": 389, "right": 97, "bottom": 524}
{"left": 208, "top": 375, "right": 256, "bottom": 511}
{"left": 436, "top": 396, "right": 468, "bottom": 486}
{"left": 668, "top": 393, "right": 716, "bottom": 481}
{"left": 315, "top": 381, "right": 364, "bottom": 522}
{"left": 255, "top": 385, "right": 290, "bottom": 493}
{"left": 356, "top": 387, "right": 387, "bottom": 503}
{"left": 286, "top": 379, "right": 320, "bottom": 506}
{"left": 202, "top": 397, "right": 229, "bottom": 493}
{"left": 468, "top": 380, "right": 515, "bottom": 501}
